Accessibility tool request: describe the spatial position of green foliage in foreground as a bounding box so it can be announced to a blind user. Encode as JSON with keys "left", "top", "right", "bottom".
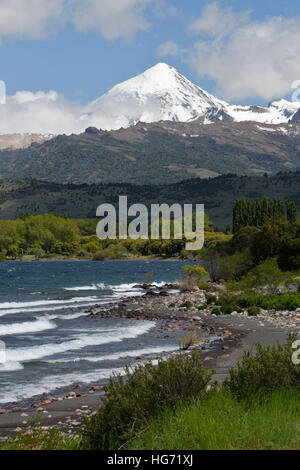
{"left": 128, "top": 336, "right": 300, "bottom": 450}
{"left": 224, "top": 334, "right": 300, "bottom": 400}
{"left": 127, "top": 388, "right": 300, "bottom": 450}
{"left": 80, "top": 335, "right": 299, "bottom": 450}
{"left": 80, "top": 352, "right": 213, "bottom": 450}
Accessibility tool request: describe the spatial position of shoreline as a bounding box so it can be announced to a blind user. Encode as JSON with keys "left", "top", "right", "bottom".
{"left": 2, "top": 255, "right": 190, "bottom": 263}
{"left": 0, "top": 283, "right": 299, "bottom": 438}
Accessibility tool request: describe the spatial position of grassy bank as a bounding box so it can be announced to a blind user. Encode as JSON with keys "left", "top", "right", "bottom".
{"left": 127, "top": 388, "right": 300, "bottom": 450}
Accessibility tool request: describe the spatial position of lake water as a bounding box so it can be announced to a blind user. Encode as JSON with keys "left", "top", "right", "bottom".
{"left": 0, "top": 260, "right": 193, "bottom": 407}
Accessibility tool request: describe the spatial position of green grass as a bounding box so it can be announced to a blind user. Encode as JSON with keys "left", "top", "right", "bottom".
{"left": 218, "top": 292, "right": 300, "bottom": 314}
{"left": 127, "top": 388, "right": 300, "bottom": 450}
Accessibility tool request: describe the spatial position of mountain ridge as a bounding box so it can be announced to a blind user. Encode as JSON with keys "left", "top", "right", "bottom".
{"left": 82, "top": 63, "right": 300, "bottom": 130}
{"left": 0, "top": 120, "right": 300, "bottom": 185}
{"left": 1, "top": 172, "right": 300, "bottom": 228}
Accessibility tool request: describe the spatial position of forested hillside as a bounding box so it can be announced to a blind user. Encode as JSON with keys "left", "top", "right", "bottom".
{"left": 0, "top": 172, "right": 300, "bottom": 228}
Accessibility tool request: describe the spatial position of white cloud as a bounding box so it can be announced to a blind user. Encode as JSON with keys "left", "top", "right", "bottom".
{"left": 190, "top": 2, "right": 300, "bottom": 101}
{"left": 190, "top": 1, "right": 249, "bottom": 39}
{"left": 0, "top": 0, "right": 64, "bottom": 40}
{"left": 0, "top": 90, "right": 85, "bottom": 135}
{"left": 0, "top": 0, "right": 167, "bottom": 43}
{"left": 157, "top": 41, "right": 183, "bottom": 57}
{"left": 72, "top": 0, "right": 152, "bottom": 41}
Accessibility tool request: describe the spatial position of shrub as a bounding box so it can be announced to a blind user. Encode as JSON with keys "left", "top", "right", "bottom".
{"left": 205, "top": 294, "right": 217, "bottom": 305}
{"left": 198, "top": 282, "right": 209, "bottom": 291}
{"left": 211, "top": 307, "right": 222, "bottom": 315}
{"left": 224, "top": 334, "right": 300, "bottom": 400}
{"left": 179, "top": 334, "right": 200, "bottom": 350}
{"left": 218, "top": 292, "right": 300, "bottom": 313}
{"left": 243, "top": 258, "right": 290, "bottom": 293}
{"left": 182, "top": 265, "right": 210, "bottom": 282}
{"left": 80, "top": 352, "right": 214, "bottom": 450}
{"left": 197, "top": 305, "right": 207, "bottom": 311}
{"left": 218, "top": 294, "right": 242, "bottom": 315}
{"left": 248, "top": 306, "right": 261, "bottom": 316}
{"left": 178, "top": 277, "right": 199, "bottom": 292}
{"left": 238, "top": 292, "right": 300, "bottom": 311}
{"left": 93, "top": 244, "right": 128, "bottom": 260}
{"left": 222, "top": 304, "right": 241, "bottom": 315}
{"left": 278, "top": 238, "right": 300, "bottom": 271}
{"left": 219, "top": 249, "right": 254, "bottom": 281}
{"left": 179, "top": 301, "right": 193, "bottom": 309}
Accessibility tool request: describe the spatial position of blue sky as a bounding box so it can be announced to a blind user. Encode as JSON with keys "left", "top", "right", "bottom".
{"left": 0, "top": 0, "right": 300, "bottom": 106}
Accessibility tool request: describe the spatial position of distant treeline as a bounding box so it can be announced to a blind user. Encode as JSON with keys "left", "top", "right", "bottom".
{"left": 0, "top": 213, "right": 216, "bottom": 260}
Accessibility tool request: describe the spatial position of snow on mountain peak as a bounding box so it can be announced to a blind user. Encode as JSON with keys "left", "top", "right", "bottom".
{"left": 84, "top": 63, "right": 228, "bottom": 130}
{"left": 81, "top": 63, "right": 300, "bottom": 131}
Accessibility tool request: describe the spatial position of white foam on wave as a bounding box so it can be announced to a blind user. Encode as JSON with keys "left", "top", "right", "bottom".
{"left": 0, "top": 360, "right": 160, "bottom": 404}
{"left": 0, "top": 365, "right": 125, "bottom": 404}
{"left": 6, "top": 321, "right": 155, "bottom": 363}
{"left": 64, "top": 283, "right": 106, "bottom": 291}
{"left": 0, "top": 281, "right": 167, "bottom": 318}
{"left": 63, "top": 281, "right": 165, "bottom": 297}
{"left": 0, "top": 297, "right": 101, "bottom": 318}
{"left": 0, "top": 361, "right": 24, "bottom": 372}
{"left": 0, "top": 296, "right": 99, "bottom": 310}
{"left": 46, "top": 311, "right": 90, "bottom": 321}
{"left": 0, "top": 319, "right": 56, "bottom": 336}
{"left": 45, "top": 345, "right": 178, "bottom": 364}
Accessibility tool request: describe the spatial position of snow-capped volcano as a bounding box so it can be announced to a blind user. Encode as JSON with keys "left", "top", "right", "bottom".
{"left": 1, "top": 63, "right": 300, "bottom": 136}
{"left": 82, "top": 63, "right": 228, "bottom": 130}
{"left": 81, "top": 63, "right": 300, "bottom": 130}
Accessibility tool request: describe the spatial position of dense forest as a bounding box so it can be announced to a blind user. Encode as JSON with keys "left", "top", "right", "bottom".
{"left": 1, "top": 172, "right": 300, "bottom": 228}
{"left": 232, "top": 197, "right": 297, "bottom": 232}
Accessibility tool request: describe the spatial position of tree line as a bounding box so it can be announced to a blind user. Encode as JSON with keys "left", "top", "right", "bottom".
{"left": 233, "top": 197, "right": 297, "bottom": 233}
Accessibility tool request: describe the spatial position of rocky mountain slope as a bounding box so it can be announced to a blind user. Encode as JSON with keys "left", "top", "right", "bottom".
{"left": 1, "top": 63, "right": 300, "bottom": 184}
{"left": 0, "top": 133, "right": 54, "bottom": 151}
{"left": 0, "top": 120, "right": 300, "bottom": 185}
